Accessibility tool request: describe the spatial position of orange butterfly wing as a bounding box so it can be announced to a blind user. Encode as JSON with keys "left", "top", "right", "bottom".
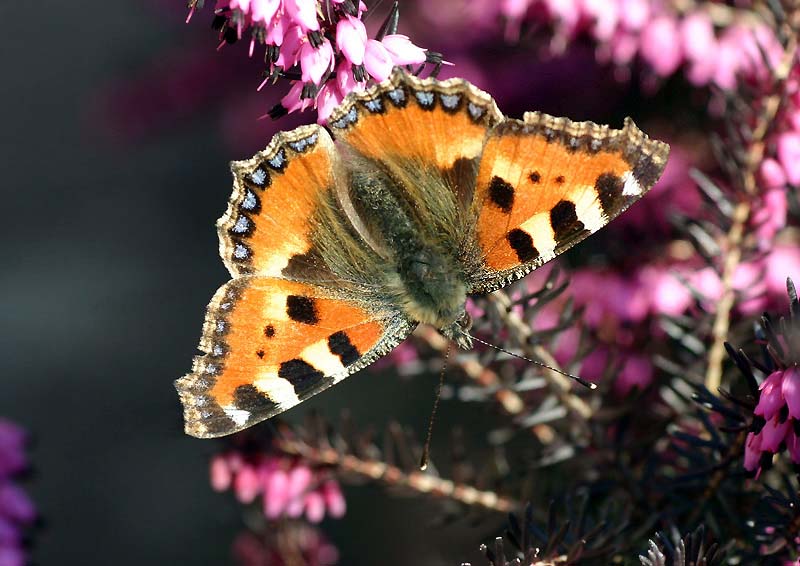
{"left": 470, "top": 112, "right": 669, "bottom": 292}
{"left": 176, "top": 277, "right": 413, "bottom": 438}
{"left": 218, "top": 124, "right": 341, "bottom": 278}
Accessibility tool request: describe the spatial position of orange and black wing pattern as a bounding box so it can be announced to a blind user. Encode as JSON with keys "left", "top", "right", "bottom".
{"left": 218, "top": 124, "right": 341, "bottom": 279}
{"left": 470, "top": 113, "right": 669, "bottom": 292}
{"left": 176, "top": 277, "right": 413, "bottom": 438}
{"left": 327, "top": 68, "right": 502, "bottom": 202}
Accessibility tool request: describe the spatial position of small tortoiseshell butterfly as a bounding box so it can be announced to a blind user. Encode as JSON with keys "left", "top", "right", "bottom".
{"left": 176, "top": 68, "right": 669, "bottom": 438}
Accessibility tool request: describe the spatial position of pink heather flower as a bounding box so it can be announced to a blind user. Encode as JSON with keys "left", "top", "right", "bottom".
{"left": 746, "top": 367, "right": 800, "bottom": 474}
{"left": 680, "top": 11, "right": 715, "bottom": 63}
{"left": 752, "top": 187, "right": 788, "bottom": 244}
{"left": 640, "top": 16, "right": 683, "bottom": 77}
{"left": 211, "top": 452, "right": 347, "bottom": 523}
{"left": 274, "top": 25, "right": 304, "bottom": 68}
{"left": 280, "top": 81, "right": 312, "bottom": 114}
{"left": 614, "top": 353, "right": 654, "bottom": 396}
{"left": 315, "top": 82, "right": 345, "bottom": 123}
{"left": 251, "top": 0, "right": 280, "bottom": 24}
{"left": 336, "top": 16, "right": 368, "bottom": 66}
{"left": 381, "top": 34, "right": 427, "bottom": 66}
{"left": 759, "top": 158, "right": 788, "bottom": 190}
{"left": 300, "top": 38, "right": 334, "bottom": 84}
{"left": 0, "top": 419, "right": 34, "bottom": 566}
{"left": 364, "top": 39, "right": 394, "bottom": 82}
{"left": 284, "top": 0, "right": 320, "bottom": 32}
{"left": 777, "top": 132, "right": 800, "bottom": 186}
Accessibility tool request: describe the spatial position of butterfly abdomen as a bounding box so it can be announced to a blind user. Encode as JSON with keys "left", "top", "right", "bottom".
{"left": 347, "top": 163, "right": 468, "bottom": 329}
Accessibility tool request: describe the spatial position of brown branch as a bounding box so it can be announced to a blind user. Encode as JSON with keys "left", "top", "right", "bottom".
{"left": 274, "top": 434, "right": 520, "bottom": 514}
{"left": 704, "top": 30, "right": 798, "bottom": 392}
{"left": 488, "top": 291, "right": 594, "bottom": 421}
{"left": 414, "top": 325, "right": 526, "bottom": 415}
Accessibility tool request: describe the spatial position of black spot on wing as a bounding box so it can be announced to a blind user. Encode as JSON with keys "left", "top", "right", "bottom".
{"left": 488, "top": 176, "right": 515, "bottom": 213}
{"left": 550, "top": 200, "right": 585, "bottom": 241}
{"left": 555, "top": 175, "right": 565, "bottom": 184}
{"left": 233, "top": 384, "right": 277, "bottom": 413}
{"left": 595, "top": 172, "right": 625, "bottom": 217}
{"left": 278, "top": 359, "right": 327, "bottom": 395}
{"left": 264, "top": 324, "right": 276, "bottom": 338}
{"left": 507, "top": 229, "right": 539, "bottom": 263}
{"left": 286, "top": 295, "right": 319, "bottom": 325}
{"left": 529, "top": 171, "right": 541, "bottom": 184}
{"left": 328, "top": 331, "right": 360, "bottom": 366}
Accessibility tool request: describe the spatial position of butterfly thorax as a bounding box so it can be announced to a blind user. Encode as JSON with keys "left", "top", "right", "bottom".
{"left": 346, "top": 161, "right": 470, "bottom": 343}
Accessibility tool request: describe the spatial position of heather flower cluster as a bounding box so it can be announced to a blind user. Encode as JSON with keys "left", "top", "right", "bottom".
{"left": 187, "top": 0, "right": 433, "bottom": 121}
{"left": 210, "top": 450, "right": 346, "bottom": 523}
{"left": 746, "top": 366, "right": 800, "bottom": 477}
{"left": 496, "top": 1, "right": 784, "bottom": 90}
{"left": 0, "top": 420, "right": 35, "bottom": 566}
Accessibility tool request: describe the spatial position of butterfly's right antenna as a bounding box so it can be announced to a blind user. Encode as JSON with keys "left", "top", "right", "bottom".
{"left": 464, "top": 332, "right": 597, "bottom": 390}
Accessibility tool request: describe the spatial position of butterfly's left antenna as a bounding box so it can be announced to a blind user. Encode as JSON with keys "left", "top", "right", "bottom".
{"left": 465, "top": 332, "right": 597, "bottom": 390}
{"left": 420, "top": 341, "right": 451, "bottom": 471}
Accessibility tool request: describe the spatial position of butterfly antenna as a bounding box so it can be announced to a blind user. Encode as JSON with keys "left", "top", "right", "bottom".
{"left": 466, "top": 332, "right": 597, "bottom": 390}
{"left": 420, "top": 341, "right": 451, "bottom": 471}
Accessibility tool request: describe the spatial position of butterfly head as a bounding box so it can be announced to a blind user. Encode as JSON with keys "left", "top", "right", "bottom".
{"left": 440, "top": 310, "right": 474, "bottom": 350}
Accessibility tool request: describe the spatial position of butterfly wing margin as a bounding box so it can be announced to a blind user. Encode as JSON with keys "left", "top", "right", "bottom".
{"left": 218, "top": 124, "right": 344, "bottom": 279}
{"left": 468, "top": 113, "right": 669, "bottom": 293}
{"left": 327, "top": 68, "right": 502, "bottom": 206}
{"left": 175, "top": 276, "right": 415, "bottom": 438}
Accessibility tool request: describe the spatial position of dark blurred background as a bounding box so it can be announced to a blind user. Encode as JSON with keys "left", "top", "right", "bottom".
{"left": 1, "top": 2, "right": 669, "bottom": 564}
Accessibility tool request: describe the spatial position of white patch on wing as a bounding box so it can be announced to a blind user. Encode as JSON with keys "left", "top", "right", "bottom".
{"left": 518, "top": 212, "right": 557, "bottom": 254}
{"left": 570, "top": 185, "right": 607, "bottom": 232}
{"left": 254, "top": 369, "right": 301, "bottom": 406}
{"left": 223, "top": 407, "right": 250, "bottom": 426}
{"left": 622, "top": 171, "right": 642, "bottom": 196}
{"left": 300, "top": 340, "right": 345, "bottom": 375}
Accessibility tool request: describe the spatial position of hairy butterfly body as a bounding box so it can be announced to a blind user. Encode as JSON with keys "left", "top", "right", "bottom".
{"left": 176, "top": 68, "right": 669, "bottom": 438}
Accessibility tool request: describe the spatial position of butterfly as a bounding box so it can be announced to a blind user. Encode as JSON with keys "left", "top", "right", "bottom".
{"left": 175, "top": 68, "right": 669, "bottom": 438}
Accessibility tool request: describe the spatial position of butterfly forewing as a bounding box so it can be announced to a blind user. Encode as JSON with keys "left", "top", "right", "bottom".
{"left": 219, "top": 124, "right": 342, "bottom": 278}
{"left": 469, "top": 112, "right": 669, "bottom": 293}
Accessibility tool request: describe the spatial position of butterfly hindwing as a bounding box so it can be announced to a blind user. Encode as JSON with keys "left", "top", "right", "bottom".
{"left": 469, "top": 112, "right": 669, "bottom": 292}
{"left": 176, "top": 276, "right": 414, "bottom": 438}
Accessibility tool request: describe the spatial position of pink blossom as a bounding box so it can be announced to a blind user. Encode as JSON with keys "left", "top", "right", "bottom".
{"left": 640, "top": 16, "right": 683, "bottom": 77}
{"left": 300, "top": 39, "right": 334, "bottom": 85}
{"left": 614, "top": 353, "right": 654, "bottom": 396}
{"left": 336, "top": 16, "right": 368, "bottom": 66}
{"left": 284, "top": 0, "right": 320, "bottom": 32}
{"left": 364, "top": 39, "right": 394, "bottom": 82}
{"left": 777, "top": 132, "right": 800, "bottom": 186}
{"left": 211, "top": 452, "right": 347, "bottom": 523}
{"left": 251, "top": 0, "right": 280, "bottom": 24}
{"left": 759, "top": 158, "right": 788, "bottom": 190}
{"left": 382, "top": 34, "right": 427, "bottom": 66}
{"left": 315, "top": 82, "right": 344, "bottom": 123}
{"left": 746, "top": 367, "right": 800, "bottom": 475}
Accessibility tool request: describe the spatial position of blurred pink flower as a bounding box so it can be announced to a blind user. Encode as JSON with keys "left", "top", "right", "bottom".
{"left": 777, "top": 132, "right": 800, "bottom": 186}
{"left": 211, "top": 451, "right": 346, "bottom": 523}
{"left": 0, "top": 419, "right": 34, "bottom": 566}
{"left": 640, "top": 17, "right": 682, "bottom": 77}
{"left": 232, "top": 523, "right": 339, "bottom": 566}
